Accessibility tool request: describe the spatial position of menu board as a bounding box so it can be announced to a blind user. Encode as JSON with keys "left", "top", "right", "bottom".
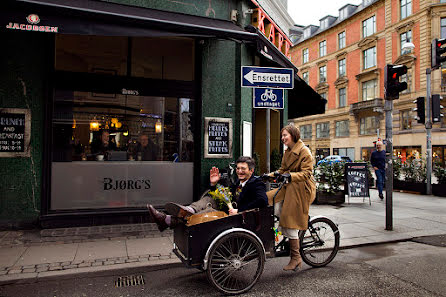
{"left": 0, "top": 109, "right": 31, "bottom": 157}
{"left": 345, "top": 162, "right": 369, "bottom": 198}
{"left": 204, "top": 117, "right": 232, "bottom": 158}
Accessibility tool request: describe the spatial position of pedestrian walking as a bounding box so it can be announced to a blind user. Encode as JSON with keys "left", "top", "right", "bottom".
{"left": 371, "top": 140, "right": 386, "bottom": 199}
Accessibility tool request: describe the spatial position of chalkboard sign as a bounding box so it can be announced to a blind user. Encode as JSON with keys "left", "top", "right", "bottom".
{"left": 345, "top": 162, "right": 370, "bottom": 204}
{"left": 204, "top": 117, "right": 233, "bottom": 158}
{"left": 0, "top": 109, "right": 31, "bottom": 157}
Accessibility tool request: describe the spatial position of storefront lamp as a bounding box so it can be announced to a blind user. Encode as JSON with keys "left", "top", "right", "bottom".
{"left": 90, "top": 121, "right": 99, "bottom": 131}
{"left": 155, "top": 119, "right": 162, "bottom": 133}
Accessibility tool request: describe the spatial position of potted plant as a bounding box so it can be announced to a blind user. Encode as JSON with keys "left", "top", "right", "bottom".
{"left": 394, "top": 158, "right": 427, "bottom": 194}
{"left": 314, "top": 162, "right": 345, "bottom": 204}
{"left": 433, "top": 161, "right": 446, "bottom": 197}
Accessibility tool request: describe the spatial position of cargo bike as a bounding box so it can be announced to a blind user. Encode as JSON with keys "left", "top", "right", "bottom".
{"left": 172, "top": 172, "right": 340, "bottom": 295}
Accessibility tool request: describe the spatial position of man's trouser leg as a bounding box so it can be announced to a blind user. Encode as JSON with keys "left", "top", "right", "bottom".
{"left": 190, "top": 195, "right": 218, "bottom": 213}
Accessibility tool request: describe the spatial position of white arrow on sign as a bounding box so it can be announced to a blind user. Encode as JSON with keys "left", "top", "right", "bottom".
{"left": 244, "top": 70, "right": 291, "bottom": 84}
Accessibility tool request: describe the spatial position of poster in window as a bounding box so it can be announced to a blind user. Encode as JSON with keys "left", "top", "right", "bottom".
{"left": 204, "top": 117, "right": 232, "bottom": 159}
{"left": 0, "top": 108, "right": 31, "bottom": 157}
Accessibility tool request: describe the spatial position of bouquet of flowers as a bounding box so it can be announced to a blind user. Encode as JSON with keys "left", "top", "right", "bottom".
{"left": 208, "top": 184, "right": 233, "bottom": 211}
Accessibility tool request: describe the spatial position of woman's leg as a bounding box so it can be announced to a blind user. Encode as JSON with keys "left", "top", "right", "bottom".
{"left": 282, "top": 228, "right": 302, "bottom": 271}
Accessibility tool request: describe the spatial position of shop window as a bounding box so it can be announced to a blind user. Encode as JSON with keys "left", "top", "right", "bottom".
{"left": 302, "top": 48, "right": 309, "bottom": 63}
{"left": 401, "top": 110, "right": 412, "bottom": 130}
{"left": 361, "top": 147, "right": 374, "bottom": 161}
{"left": 338, "top": 31, "right": 346, "bottom": 49}
{"left": 335, "top": 120, "right": 349, "bottom": 137}
{"left": 316, "top": 148, "right": 330, "bottom": 163}
{"left": 339, "top": 87, "right": 347, "bottom": 107}
{"left": 360, "top": 116, "right": 379, "bottom": 135}
{"left": 363, "top": 47, "right": 376, "bottom": 69}
{"left": 362, "top": 15, "right": 376, "bottom": 38}
{"left": 319, "top": 40, "right": 327, "bottom": 57}
{"left": 338, "top": 58, "right": 346, "bottom": 77}
{"left": 333, "top": 147, "right": 355, "bottom": 160}
{"left": 394, "top": 146, "right": 421, "bottom": 162}
{"left": 362, "top": 79, "right": 377, "bottom": 101}
{"left": 319, "top": 65, "right": 327, "bottom": 82}
{"left": 300, "top": 124, "right": 312, "bottom": 139}
{"left": 316, "top": 122, "right": 330, "bottom": 138}
{"left": 400, "top": 0, "right": 412, "bottom": 20}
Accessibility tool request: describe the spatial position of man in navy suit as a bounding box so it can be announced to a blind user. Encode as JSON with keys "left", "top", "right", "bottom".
{"left": 148, "top": 156, "right": 268, "bottom": 231}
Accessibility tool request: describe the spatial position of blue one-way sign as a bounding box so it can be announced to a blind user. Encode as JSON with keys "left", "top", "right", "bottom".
{"left": 242, "top": 66, "right": 294, "bottom": 89}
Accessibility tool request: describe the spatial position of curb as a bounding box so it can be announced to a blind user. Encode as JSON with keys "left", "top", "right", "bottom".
{"left": 0, "top": 258, "right": 182, "bottom": 286}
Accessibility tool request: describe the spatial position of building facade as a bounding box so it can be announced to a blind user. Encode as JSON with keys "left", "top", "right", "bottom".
{"left": 290, "top": 0, "right": 446, "bottom": 165}
{"left": 0, "top": 0, "right": 323, "bottom": 228}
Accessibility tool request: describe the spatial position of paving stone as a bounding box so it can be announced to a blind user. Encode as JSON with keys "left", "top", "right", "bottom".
{"left": 36, "top": 264, "right": 49, "bottom": 268}
{"left": 22, "top": 268, "right": 36, "bottom": 273}
{"left": 8, "top": 269, "right": 22, "bottom": 274}
{"left": 49, "top": 262, "right": 62, "bottom": 267}
{"left": 138, "top": 258, "right": 149, "bottom": 262}
{"left": 63, "top": 264, "right": 78, "bottom": 269}
{"left": 22, "top": 265, "right": 36, "bottom": 269}
{"left": 159, "top": 256, "right": 170, "bottom": 260}
{"left": 78, "top": 262, "right": 92, "bottom": 268}
{"left": 49, "top": 266, "right": 62, "bottom": 271}
{"left": 92, "top": 262, "right": 103, "bottom": 267}
{"left": 61, "top": 261, "right": 71, "bottom": 266}
{"left": 0, "top": 270, "right": 7, "bottom": 275}
{"left": 36, "top": 267, "right": 49, "bottom": 272}
{"left": 103, "top": 261, "right": 115, "bottom": 265}
{"left": 114, "top": 259, "right": 125, "bottom": 264}
{"left": 125, "top": 259, "right": 138, "bottom": 263}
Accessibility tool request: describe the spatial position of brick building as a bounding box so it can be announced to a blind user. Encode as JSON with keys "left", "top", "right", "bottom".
{"left": 290, "top": 0, "right": 446, "bottom": 164}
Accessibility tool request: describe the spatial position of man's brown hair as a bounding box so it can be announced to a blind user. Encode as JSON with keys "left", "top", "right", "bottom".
{"left": 281, "top": 124, "right": 300, "bottom": 143}
{"left": 236, "top": 156, "right": 255, "bottom": 170}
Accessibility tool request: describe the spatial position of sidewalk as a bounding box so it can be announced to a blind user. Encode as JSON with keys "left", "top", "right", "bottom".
{"left": 1, "top": 189, "right": 446, "bottom": 285}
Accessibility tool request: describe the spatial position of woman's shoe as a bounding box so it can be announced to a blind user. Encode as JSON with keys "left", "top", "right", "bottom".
{"left": 283, "top": 239, "right": 302, "bottom": 271}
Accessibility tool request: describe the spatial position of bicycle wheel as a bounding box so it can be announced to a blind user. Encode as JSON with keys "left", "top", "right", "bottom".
{"left": 206, "top": 231, "right": 265, "bottom": 295}
{"left": 299, "top": 217, "right": 340, "bottom": 267}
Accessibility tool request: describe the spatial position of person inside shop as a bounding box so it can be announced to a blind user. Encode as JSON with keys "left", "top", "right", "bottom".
{"left": 147, "top": 156, "right": 268, "bottom": 231}
{"left": 371, "top": 140, "right": 386, "bottom": 200}
{"left": 91, "top": 129, "right": 116, "bottom": 159}
{"left": 266, "top": 124, "right": 316, "bottom": 272}
{"left": 132, "top": 133, "right": 160, "bottom": 161}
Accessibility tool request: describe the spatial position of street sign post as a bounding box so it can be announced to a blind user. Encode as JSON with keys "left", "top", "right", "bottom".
{"left": 241, "top": 66, "right": 294, "bottom": 89}
{"left": 253, "top": 88, "right": 284, "bottom": 109}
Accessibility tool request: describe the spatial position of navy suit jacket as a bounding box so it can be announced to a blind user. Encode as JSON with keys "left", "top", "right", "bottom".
{"left": 230, "top": 176, "right": 268, "bottom": 212}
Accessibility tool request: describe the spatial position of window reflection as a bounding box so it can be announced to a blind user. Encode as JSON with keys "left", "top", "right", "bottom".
{"left": 52, "top": 91, "right": 194, "bottom": 162}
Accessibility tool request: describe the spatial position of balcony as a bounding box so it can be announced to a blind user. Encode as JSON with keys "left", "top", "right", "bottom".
{"left": 350, "top": 98, "right": 384, "bottom": 116}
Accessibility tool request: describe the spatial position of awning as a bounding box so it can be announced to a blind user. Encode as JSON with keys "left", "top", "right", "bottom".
{"left": 1, "top": 0, "right": 258, "bottom": 40}
{"left": 246, "top": 26, "right": 327, "bottom": 118}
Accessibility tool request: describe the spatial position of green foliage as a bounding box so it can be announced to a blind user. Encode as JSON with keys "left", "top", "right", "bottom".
{"left": 270, "top": 148, "right": 282, "bottom": 172}
{"left": 253, "top": 152, "right": 260, "bottom": 176}
{"left": 433, "top": 162, "right": 446, "bottom": 184}
{"left": 401, "top": 159, "right": 426, "bottom": 183}
{"left": 314, "top": 162, "right": 345, "bottom": 194}
{"left": 392, "top": 158, "right": 402, "bottom": 181}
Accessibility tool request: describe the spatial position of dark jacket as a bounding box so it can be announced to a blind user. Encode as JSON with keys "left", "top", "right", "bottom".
{"left": 231, "top": 176, "right": 268, "bottom": 212}
{"left": 371, "top": 150, "right": 386, "bottom": 170}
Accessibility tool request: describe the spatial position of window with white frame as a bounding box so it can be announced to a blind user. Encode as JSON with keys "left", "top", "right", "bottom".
{"left": 339, "top": 87, "right": 347, "bottom": 107}
{"left": 316, "top": 122, "right": 330, "bottom": 138}
{"left": 319, "top": 40, "right": 327, "bottom": 57}
{"left": 300, "top": 124, "right": 312, "bottom": 139}
{"left": 400, "top": 31, "right": 412, "bottom": 55}
{"left": 335, "top": 120, "right": 350, "bottom": 137}
{"left": 362, "top": 79, "right": 377, "bottom": 101}
{"left": 362, "top": 15, "right": 376, "bottom": 38}
{"left": 401, "top": 110, "right": 412, "bottom": 130}
{"left": 338, "top": 58, "right": 346, "bottom": 77}
{"left": 401, "top": 0, "right": 412, "bottom": 20}
{"left": 302, "top": 71, "right": 309, "bottom": 83}
{"left": 363, "top": 47, "right": 376, "bottom": 69}
{"left": 302, "top": 48, "right": 309, "bottom": 64}
{"left": 338, "top": 31, "right": 346, "bottom": 49}
{"left": 319, "top": 65, "right": 327, "bottom": 82}
{"left": 360, "top": 116, "right": 379, "bottom": 135}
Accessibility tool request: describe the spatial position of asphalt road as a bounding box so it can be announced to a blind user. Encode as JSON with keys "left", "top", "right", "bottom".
{"left": 1, "top": 239, "right": 445, "bottom": 297}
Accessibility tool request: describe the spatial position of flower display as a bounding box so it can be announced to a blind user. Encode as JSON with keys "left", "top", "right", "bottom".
{"left": 208, "top": 184, "right": 233, "bottom": 211}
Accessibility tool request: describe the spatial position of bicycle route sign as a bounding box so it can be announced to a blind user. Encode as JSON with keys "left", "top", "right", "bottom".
{"left": 253, "top": 88, "right": 284, "bottom": 109}
{"left": 241, "top": 66, "right": 294, "bottom": 89}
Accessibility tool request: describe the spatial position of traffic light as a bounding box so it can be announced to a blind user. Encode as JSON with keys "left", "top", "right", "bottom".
{"left": 384, "top": 64, "right": 408, "bottom": 99}
{"left": 431, "top": 38, "right": 446, "bottom": 69}
{"left": 413, "top": 97, "right": 425, "bottom": 124}
{"left": 432, "top": 94, "right": 444, "bottom": 123}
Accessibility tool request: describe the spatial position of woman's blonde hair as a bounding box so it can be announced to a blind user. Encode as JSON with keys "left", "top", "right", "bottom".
{"left": 281, "top": 124, "right": 300, "bottom": 143}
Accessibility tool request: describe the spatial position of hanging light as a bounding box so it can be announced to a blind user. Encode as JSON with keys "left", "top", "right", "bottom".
{"left": 155, "top": 119, "right": 162, "bottom": 133}
{"left": 90, "top": 121, "right": 100, "bottom": 131}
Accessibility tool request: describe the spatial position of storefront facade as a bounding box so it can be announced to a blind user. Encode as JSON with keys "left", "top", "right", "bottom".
{"left": 0, "top": 0, "right": 323, "bottom": 228}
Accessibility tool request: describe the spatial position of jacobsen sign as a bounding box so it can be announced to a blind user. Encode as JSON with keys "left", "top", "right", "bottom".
{"left": 241, "top": 66, "right": 294, "bottom": 89}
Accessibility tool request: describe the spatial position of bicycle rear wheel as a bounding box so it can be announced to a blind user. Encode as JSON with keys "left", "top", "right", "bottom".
{"left": 299, "top": 217, "right": 340, "bottom": 267}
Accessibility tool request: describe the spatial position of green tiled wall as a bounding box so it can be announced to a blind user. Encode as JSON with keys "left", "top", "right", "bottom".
{"left": 0, "top": 31, "right": 47, "bottom": 228}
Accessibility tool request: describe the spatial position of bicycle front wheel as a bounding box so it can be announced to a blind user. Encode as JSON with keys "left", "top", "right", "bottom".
{"left": 299, "top": 217, "right": 340, "bottom": 267}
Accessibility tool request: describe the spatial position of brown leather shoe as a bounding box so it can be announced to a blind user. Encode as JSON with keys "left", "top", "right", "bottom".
{"left": 165, "top": 202, "right": 194, "bottom": 218}
{"left": 147, "top": 204, "right": 168, "bottom": 232}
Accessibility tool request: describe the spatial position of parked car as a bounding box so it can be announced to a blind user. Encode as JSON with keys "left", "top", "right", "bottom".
{"left": 317, "top": 155, "right": 352, "bottom": 166}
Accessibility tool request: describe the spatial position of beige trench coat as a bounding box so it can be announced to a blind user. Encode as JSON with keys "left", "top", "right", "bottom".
{"left": 267, "top": 139, "right": 316, "bottom": 230}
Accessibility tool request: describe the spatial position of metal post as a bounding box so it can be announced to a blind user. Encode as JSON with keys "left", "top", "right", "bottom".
{"left": 266, "top": 108, "right": 271, "bottom": 190}
{"left": 385, "top": 99, "right": 393, "bottom": 231}
{"left": 426, "top": 68, "right": 432, "bottom": 195}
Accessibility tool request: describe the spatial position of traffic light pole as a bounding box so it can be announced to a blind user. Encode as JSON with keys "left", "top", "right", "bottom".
{"left": 426, "top": 68, "right": 432, "bottom": 195}
{"left": 384, "top": 98, "right": 393, "bottom": 231}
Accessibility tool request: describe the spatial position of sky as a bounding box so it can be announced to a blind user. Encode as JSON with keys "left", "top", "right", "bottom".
{"left": 287, "top": 0, "right": 363, "bottom": 27}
